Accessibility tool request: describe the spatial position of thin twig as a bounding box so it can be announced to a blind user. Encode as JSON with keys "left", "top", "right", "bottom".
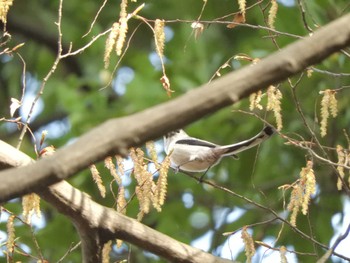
{"left": 82, "top": 0, "right": 108, "bottom": 38}
{"left": 297, "top": 144, "right": 350, "bottom": 169}
{"left": 331, "top": 222, "right": 350, "bottom": 254}
{"left": 1, "top": 207, "right": 45, "bottom": 260}
{"left": 184, "top": 173, "right": 350, "bottom": 261}
{"left": 29, "top": 223, "right": 45, "bottom": 260}
{"left": 16, "top": 0, "right": 64, "bottom": 149}
{"left": 256, "top": 240, "right": 317, "bottom": 257}
{"left": 317, "top": 222, "right": 350, "bottom": 263}
{"left": 307, "top": 210, "right": 319, "bottom": 258}
{"left": 297, "top": 0, "right": 313, "bottom": 33}
{"left": 310, "top": 67, "right": 350, "bottom": 77}
{"left": 16, "top": 53, "right": 27, "bottom": 104}
{"left": 60, "top": 29, "right": 111, "bottom": 58}
{"left": 223, "top": 218, "right": 278, "bottom": 236}
{"left": 140, "top": 17, "right": 303, "bottom": 39}
{"left": 213, "top": 0, "right": 264, "bottom": 21}
{"left": 289, "top": 78, "right": 350, "bottom": 196}
{"left": 57, "top": 241, "right": 82, "bottom": 263}
{"left": 208, "top": 55, "right": 236, "bottom": 82}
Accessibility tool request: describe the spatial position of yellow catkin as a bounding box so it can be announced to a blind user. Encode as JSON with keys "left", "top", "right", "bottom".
{"left": 102, "top": 240, "right": 112, "bottom": 263}
{"left": 319, "top": 89, "right": 337, "bottom": 137}
{"left": 135, "top": 186, "right": 143, "bottom": 209}
{"left": 139, "top": 172, "right": 153, "bottom": 214}
{"left": 117, "top": 186, "right": 127, "bottom": 214}
{"left": 268, "top": 0, "right": 278, "bottom": 29}
{"left": 130, "top": 148, "right": 155, "bottom": 219}
{"left": 301, "top": 161, "right": 316, "bottom": 215}
{"left": 287, "top": 185, "right": 301, "bottom": 227}
{"left": 153, "top": 155, "right": 171, "bottom": 211}
{"left": 130, "top": 148, "right": 148, "bottom": 190}
{"left": 280, "top": 246, "right": 288, "bottom": 263}
{"left": 115, "top": 17, "right": 128, "bottom": 56}
{"left": 22, "top": 193, "right": 41, "bottom": 224}
{"left": 249, "top": 90, "right": 263, "bottom": 111}
{"left": 238, "top": 0, "right": 246, "bottom": 20}
{"left": 267, "top": 85, "right": 283, "bottom": 131}
{"left": 158, "top": 155, "right": 171, "bottom": 203}
{"left": 249, "top": 93, "right": 257, "bottom": 111}
{"left": 329, "top": 91, "right": 338, "bottom": 118}
{"left": 119, "top": 0, "right": 128, "bottom": 19}
{"left": 105, "top": 156, "right": 122, "bottom": 185}
{"left": 116, "top": 155, "right": 125, "bottom": 177}
{"left": 0, "top": 0, "right": 13, "bottom": 24}
{"left": 336, "top": 145, "right": 345, "bottom": 190}
{"left": 104, "top": 22, "right": 120, "bottom": 68}
{"left": 287, "top": 161, "right": 316, "bottom": 226}
{"left": 135, "top": 184, "right": 149, "bottom": 221}
{"left": 320, "top": 90, "right": 330, "bottom": 137}
{"left": 146, "top": 141, "right": 160, "bottom": 169}
{"left": 154, "top": 19, "right": 165, "bottom": 59}
{"left": 116, "top": 239, "right": 123, "bottom": 248}
{"left": 115, "top": 0, "right": 128, "bottom": 57}
{"left": 307, "top": 69, "right": 313, "bottom": 78}
{"left": 6, "top": 215, "right": 15, "bottom": 254}
{"left": 90, "top": 164, "right": 106, "bottom": 198}
{"left": 241, "top": 227, "right": 255, "bottom": 263}
{"left": 137, "top": 210, "right": 145, "bottom": 221}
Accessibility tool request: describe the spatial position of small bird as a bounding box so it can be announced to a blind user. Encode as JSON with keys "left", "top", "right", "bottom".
{"left": 164, "top": 126, "right": 275, "bottom": 175}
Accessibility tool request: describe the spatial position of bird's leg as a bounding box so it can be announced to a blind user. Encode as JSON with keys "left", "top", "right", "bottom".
{"left": 199, "top": 167, "right": 211, "bottom": 183}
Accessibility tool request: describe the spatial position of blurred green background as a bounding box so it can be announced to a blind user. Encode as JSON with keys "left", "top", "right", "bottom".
{"left": 1, "top": 0, "right": 350, "bottom": 262}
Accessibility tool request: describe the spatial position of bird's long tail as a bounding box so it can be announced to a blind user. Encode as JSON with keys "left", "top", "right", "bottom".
{"left": 221, "top": 126, "right": 275, "bottom": 157}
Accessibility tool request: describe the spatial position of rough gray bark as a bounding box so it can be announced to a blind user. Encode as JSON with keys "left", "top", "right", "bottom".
{"left": 0, "top": 13, "right": 350, "bottom": 207}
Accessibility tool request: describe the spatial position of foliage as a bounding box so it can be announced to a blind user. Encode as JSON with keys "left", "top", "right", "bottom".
{"left": 1, "top": 0, "right": 350, "bottom": 262}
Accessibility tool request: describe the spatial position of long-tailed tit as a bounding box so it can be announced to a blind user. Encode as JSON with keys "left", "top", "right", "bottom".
{"left": 164, "top": 126, "right": 275, "bottom": 174}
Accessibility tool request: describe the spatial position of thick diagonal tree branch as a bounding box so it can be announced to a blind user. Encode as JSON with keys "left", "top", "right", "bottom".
{"left": 0, "top": 14, "right": 350, "bottom": 202}
{"left": 0, "top": 141, "right": 234, "bottom": 263}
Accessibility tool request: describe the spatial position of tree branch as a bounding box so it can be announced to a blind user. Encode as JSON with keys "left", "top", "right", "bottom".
{"left": 0, "top": 141, "right": 234, "bottom": 263}
{"left": 0, "top": 14, "right": 350, "bottom": 202}
{"left": 41, "top": 182, "right": 235, "bottom": 263}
